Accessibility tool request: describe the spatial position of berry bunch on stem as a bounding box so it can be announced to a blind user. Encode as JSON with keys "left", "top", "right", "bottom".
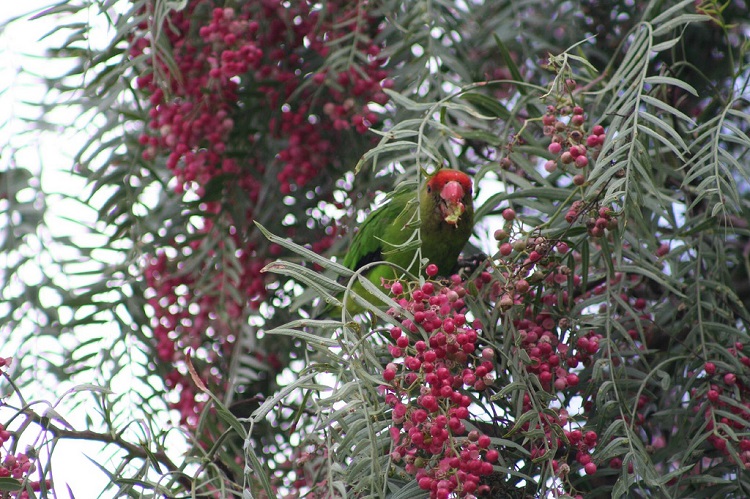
{"left": 381, "top": 271, "right": 498, "bottom": 498}
{"left": 129, "top": 0, "right": 393, "bottom": 424}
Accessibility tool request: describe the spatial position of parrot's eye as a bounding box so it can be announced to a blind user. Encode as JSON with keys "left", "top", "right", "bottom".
{"left": 426, "top": 185, "right": 432, "bottom": 193}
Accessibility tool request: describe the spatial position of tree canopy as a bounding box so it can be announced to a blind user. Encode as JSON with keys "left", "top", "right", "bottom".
{"left": 2, "top": 0, "right": 750, "bottom": 497}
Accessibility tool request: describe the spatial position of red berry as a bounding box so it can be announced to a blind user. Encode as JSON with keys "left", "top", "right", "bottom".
{"left": 707, "top": 389, "right": 720, "bottom": 402}
{"left": 568, "top": 429, "right": 582, "bottom": 444}
{"left": 477, "top": 434, "right": 491, "bottom": 448}
{"left": 584, "top": 430, "right": 598, "bottom": 444}
{"left": 515, "top": 279, "right": 530, "bottom": 293}
{"left": 390, "top": 327, "right": 402, "bottom": 340}
{"left": 426, "top": 264, "right": 439, "bottom": 277}
{"left": 418, "top": 477, "right": 432, "bottom": 490}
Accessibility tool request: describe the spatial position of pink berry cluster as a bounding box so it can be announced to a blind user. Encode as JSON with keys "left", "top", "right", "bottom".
{"left": 134, "top": 6, "right": 261, "bottom": 192}
{"left": 381, "top": 271, "right": 498, "bottom": 498}
{"left": 552, "top": 430, "right": 599, "bottom": 475}
{"left": 486, "top": 210, "right": 620, "bottom": 485}
{"left": 491, "top": 230, "right": 580, "bottom": 304}
{"left": 564, "top": 201, "right": 619, "bottom": 237}
{"left": 558, "top": 428, "right": 600, "bottom": 476}
{"left": 694, "top": 355, "right": 750, "bottom": 469}
{"left": 0, "top": 451, "right": 48, "bottom": 498}
{"left": 131, "top": 1, "right": 390, "bottom": 195}
{"left": 506, "top": 311, "right": 603, "bottom": 479}
{"left": 130, "top": 0, "right": 393, "bottom": 425}
{"left": 512, "top": 319, "right": 603, "bottom": 394}
{"left": 144, "top": 234, "right": 273, "bottom": 425}
{"left": 543, "top": 103, "right": 606, "bottom": 186}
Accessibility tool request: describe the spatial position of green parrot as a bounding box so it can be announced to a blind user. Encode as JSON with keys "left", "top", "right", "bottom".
{"left": 337, "top": 168, "right": 474, "bottom": 314}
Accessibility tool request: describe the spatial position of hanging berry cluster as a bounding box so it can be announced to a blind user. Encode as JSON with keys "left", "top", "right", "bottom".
{"left": 132, "top": 2, "right": 390, "bottom": 195}
{"left": 129, "top": 0, "right": 393, "bottom": 425}
{"left": 381, "top": 270, "right": 498, "bottom": 498}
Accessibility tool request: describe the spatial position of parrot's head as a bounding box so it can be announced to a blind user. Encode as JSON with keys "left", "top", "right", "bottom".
{"left": 424, "top": 169, "right": 473, "bottom": 226}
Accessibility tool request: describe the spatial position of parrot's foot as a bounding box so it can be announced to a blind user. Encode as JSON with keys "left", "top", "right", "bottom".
{"left": 457, "top": 253, "right": 488, "bottom": 273}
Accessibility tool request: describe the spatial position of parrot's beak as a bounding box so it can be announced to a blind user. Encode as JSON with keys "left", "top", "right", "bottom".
{"left": 439, "top": 181, "right": 466, "bottom": 225}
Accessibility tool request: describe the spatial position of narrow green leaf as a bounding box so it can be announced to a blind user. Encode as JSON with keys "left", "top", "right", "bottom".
{"left": 493, "top": 34, "right": 526, "bottom": 95}
{"left": 382, "top": 88, "right": 433, "bottom": 111}
{"left": 643, "top": 76, "right": 698, "bottom": 96}
{"left": 255, "top": 222, "right": 351, "bottom": 275}
{"left": 460, "top": 92, "right": 510, "bottom": 120}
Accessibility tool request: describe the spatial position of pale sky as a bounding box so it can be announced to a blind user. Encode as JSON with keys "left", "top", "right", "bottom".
{"left": 2, "top": 2, "right": 125, "bottom": 496}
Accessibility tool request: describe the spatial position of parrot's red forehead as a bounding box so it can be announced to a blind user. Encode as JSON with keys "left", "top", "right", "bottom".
{"left": 427, "top": 169, "right": 473, "bottom": 194}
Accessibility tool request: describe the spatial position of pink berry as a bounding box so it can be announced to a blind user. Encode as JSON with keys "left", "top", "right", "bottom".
{"left": 584, "top": 430, "right": 598, "bottom": 444}
{"left": 477, "top": 434, "right": 491, "bottom": 448}
{"left": 568, "top": 429, "right": 582, "bottom": 444}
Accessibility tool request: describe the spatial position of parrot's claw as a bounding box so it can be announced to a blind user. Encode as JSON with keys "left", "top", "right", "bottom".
{"left": 457, "top": 253, "right": 488, "bottom": 273}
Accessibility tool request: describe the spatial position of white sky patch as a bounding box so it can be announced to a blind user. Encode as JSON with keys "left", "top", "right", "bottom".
{"left": 0, "top": 2, "right": 181, "bottom": 496}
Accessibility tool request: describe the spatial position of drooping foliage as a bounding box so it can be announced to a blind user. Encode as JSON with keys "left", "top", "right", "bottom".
{"left": 2, "top": 0, "right": 750, "bottom": 497}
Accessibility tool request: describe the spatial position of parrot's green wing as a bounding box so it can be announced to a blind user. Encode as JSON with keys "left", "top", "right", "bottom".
{"left": 328, "top": 170, "right": 474, "bottom": 317}
{"left": 341, "top": 194, "right": 411, "bottom": 271}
